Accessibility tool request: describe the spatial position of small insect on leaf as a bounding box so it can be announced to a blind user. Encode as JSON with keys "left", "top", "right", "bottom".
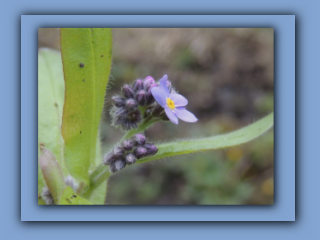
{"left": 59, "top": 186, "right": 93, "bottom": 205}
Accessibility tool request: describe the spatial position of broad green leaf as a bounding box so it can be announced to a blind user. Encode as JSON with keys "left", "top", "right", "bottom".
{"left": 39, "top": 146, "right": 66, "bottom": 203}
{"left": 38, "top": 48, "right": 66, "bottom": 203}
{"left": 60, "top": 28, "right": 113, "bottom": 185}
{"left": 139, "top": 113, "right": 274, "bottom": 163}
{"left": 59, "top": 186, "right": 93, "bottom": 205}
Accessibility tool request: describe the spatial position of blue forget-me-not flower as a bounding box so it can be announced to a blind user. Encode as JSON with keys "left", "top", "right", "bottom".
{"left": 151, "top": 75, "right": 198, "bottom": 124}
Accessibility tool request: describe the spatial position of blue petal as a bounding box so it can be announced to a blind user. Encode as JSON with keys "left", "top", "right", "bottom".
{"left": 165, "top": 107, "right": 179, "bottom": 124}
{"left": 151, "top": 86, "right": 167, "bottom": 108}
{"left": 170, "top": 93, "right": 188, "bottom": 107}
{"left": 175, "top": 107, "right": 198, "bottom": 123}
{"left": 159, "top": 74, "right": 170, "bottom": 96}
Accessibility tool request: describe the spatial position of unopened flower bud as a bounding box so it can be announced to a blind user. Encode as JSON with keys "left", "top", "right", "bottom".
{"left": 103, "top": 152, "right": 116, "bottom": 165}
{"left": 135, "top": 90, "right": 146, "bottom": 106}
{"left": 127, "top": 109, "right": 140, "bottom": 120}
{"left": 132, "top": 134, "right": 146, "bottom": 146}
{"left": 125, "top": 153, "right": 136, "bottom": 165}
{"left": 115, "top": 159, "right": 126, "bottom": 171}
{"left": 125, "top": 98, "right": 138, "bottom": 110}
{"left": 143, "top": 76, "right": 155, "bottom": 90}
{"left": 109, "top": 163, "right": 117, "bottom": 173}
{"left": 112, "top": 95, "right": 126, "bottom": 107}
{"left": 121, "top": 139, "right": 135, "bottom": 151}
{"left": 145, "top": 89, "right": 155, "bottom": 105}
{"left": 144, "top": 143, "right": 158, "bottom": 156}
{"left": 122, "top": 84, "right": 135, "bottom": 99}
{"left": 133, "top": 146, "right": 148, "bottom": 159}
{"left": 133, "top": 79, "right": 143, "bottom": 91}
{"left": 113, "top": 147, "right": 124, "bottom": 158}
{"left": 114, "top": 107, "right": 128, "bottom": 117}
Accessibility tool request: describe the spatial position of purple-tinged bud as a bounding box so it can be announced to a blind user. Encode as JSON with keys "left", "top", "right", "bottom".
{"left": 133, "top": 79, "right": 143, "bottom": 91}
{"left": 103, "top": 152, "right": 116, "bottom": 165}
{"left": 122, "top": 84, "right": 135, "bottom": 99}
{"left": 145, "top": 89, "right": 155, "bottom": 105}
{"left": 125, "top": 98, "right": 138, "bottom": 110}
{"left": 123, "top": 119, "right": 138, "bottom": 130}
{"left": 144, "top": 143, "right": 158, "bottom": 156}
{"left": 135, "top": 89, "right": 146, "bottom": 106}
{"left": 125, "top": 153, "right": 136, "bottom": 165}
{"left": 113, "top": 147, "right": 124, "bottom": 159}
{"left": 115, "top": 159, "right": 126, "bottom": 171}
{"left": 114, "top": 107, "right": 128, "bottom": 117}
{"left": 133, "top": 146, "right": 148, "bottom": 159}
{"left": 143, "top": 76, "right": 155, "bottom": 90}
{"left": 127, "top": 109, "right": 141, "bottom": 122}
{"left": 132, "top": 134, "right": 146, "bottom": 146}
{"left": 109, "top": 163, "right": 117, "bottom": 173}
{"left": 121, "top": 139, "right": 135, "bottom": 151}
{"left": 112, "top": 95, "right": 126, "bottom": 107}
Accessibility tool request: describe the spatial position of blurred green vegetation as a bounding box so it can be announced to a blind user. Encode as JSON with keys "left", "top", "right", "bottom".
{"left": 38, "top": 28, "right": 274, "bottom": 205}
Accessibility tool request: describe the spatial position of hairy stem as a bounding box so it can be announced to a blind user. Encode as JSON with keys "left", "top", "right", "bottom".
{"left": 120, "top": 116, "right": 160, "bottom": 141}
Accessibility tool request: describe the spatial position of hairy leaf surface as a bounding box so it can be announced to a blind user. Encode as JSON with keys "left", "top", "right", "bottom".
{"left": 60, "top": 28, "right": 112, "bottom": 184}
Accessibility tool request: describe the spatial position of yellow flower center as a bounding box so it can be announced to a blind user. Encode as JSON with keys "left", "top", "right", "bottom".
{"left": 166, "top": 98, "right": 175, "bottom": 110}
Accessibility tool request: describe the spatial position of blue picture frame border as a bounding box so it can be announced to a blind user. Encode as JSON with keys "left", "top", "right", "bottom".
{"left": 21, "top": 15, "right": 294, "bottom": 221}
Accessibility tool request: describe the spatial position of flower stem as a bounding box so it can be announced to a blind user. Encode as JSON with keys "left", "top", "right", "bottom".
{"left": 120, "top": 116, "right": 159, "bottom": 142}
{"left": 80, "top": 116, "right": 161, "bottom": 198}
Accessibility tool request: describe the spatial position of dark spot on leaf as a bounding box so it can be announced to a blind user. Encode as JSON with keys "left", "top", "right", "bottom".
{"left": 80, "top": 131, "right": 82, "bottom": 134}
{"left": 101, "top": 55, "right": 104, "bottom": 57}
{"left": 83, "top": 79, "right": 86, "bottom": 82}
{"left": 71, "top": 194, "right": 77, "bottom": 199}
{"left": 79, "top": 63, "right": 84, "bottom": 68}
{"left": 54, "top": 102, "right": 58, "bottom": 107}
{"left": 66, "top": 198, "right": 72, "bottom": 203}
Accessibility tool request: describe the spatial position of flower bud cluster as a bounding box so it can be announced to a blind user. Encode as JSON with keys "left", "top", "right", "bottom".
{"left": 103, "top": 134, "right": 158, "bottom": 173}
{"left": 110, "top": 76, "right": 158, "bottom": 130}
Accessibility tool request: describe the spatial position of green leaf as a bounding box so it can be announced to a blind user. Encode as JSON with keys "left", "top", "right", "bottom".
{"left": 82, "top": 113, "right": 274, "bottom": 197}
{"left": 139, "top": 113, "right": 274, "bottom": 163}
{"left": 60, "top": 28, "right": 113, "bottom": 185}
{"left": 39, "top": 146, "right": 66, "bottom": 203}
{"left": 59, "top": 186, "right": 93, "bottom": 205}
{"left": 38, "top": 48, "right": 66, "bottom": 203}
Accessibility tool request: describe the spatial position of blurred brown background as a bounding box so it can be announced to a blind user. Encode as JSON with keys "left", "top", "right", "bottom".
{"left": 39, "top": 28, "right": 274, "bottom": 205}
